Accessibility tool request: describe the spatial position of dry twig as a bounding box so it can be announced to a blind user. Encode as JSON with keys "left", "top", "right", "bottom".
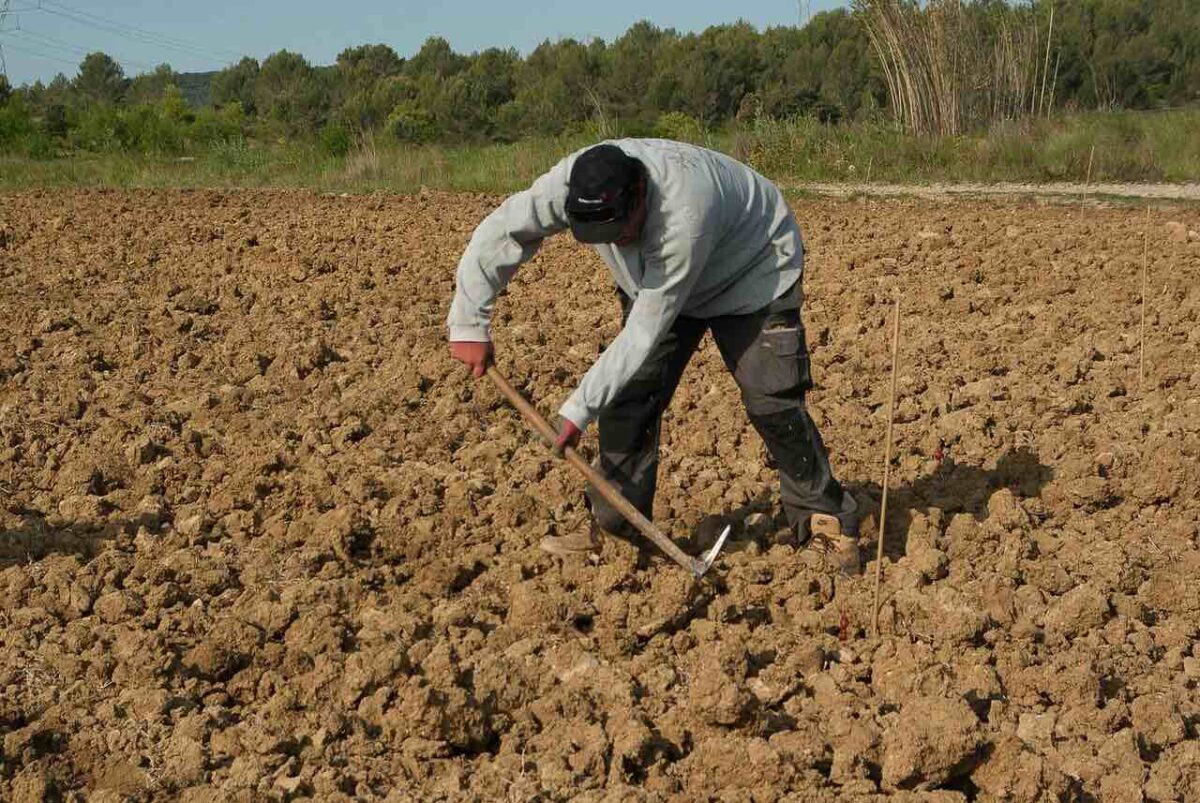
{"left": 1139, "top": 206, "right": 1150, "bottom": 390}
{"left": 872, "top": 296, "right": 901, "bottom": 638}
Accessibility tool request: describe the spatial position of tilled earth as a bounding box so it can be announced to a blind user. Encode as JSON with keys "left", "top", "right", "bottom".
{"left": 1, "top": 189, "right": 1199, "bottom": 803}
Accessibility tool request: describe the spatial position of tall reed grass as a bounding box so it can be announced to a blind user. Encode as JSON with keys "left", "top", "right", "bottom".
{"left": 853, "top": 0, "right": 1058, "bottom": 136}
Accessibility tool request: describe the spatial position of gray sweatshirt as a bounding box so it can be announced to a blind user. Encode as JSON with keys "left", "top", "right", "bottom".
{"left": 446, "top": 138, "right": 804, "bottom": 428}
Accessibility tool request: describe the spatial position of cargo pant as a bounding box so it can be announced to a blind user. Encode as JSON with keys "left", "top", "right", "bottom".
{"left": 586, "top": 283, "right": 858, "bottom": 540}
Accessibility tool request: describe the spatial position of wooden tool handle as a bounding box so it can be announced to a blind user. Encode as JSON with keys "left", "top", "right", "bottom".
{"left": 486, "top": 366, "right": 701, "bottom": 574}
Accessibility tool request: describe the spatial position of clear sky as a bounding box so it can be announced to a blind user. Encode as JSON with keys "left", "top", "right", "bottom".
{"left": 0, "top": 0, "right": 847, "bottom": 86}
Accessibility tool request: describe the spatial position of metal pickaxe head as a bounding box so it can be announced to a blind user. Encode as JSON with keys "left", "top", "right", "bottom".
{"left": 692, "top": 524, "right": 732, "bottom": 578}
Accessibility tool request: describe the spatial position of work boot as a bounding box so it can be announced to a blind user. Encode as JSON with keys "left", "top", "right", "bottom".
{"left": 539, "top": 519, "right": 603, "bottom": 557}
{"left": 808, "top": 513, "right": 862, "bottom": 576}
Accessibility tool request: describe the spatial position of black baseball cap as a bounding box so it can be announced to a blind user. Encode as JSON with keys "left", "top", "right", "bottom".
{"left": 565, "top": 144, "right": 642, "bottom": 244}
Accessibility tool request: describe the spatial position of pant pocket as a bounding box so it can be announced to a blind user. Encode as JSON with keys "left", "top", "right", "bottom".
{"left": 740, "top": 324, "right": 813, "bottom": 399}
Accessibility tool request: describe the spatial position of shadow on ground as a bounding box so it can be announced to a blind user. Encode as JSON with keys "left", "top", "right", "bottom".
{"left": 0, "top": 512, "right": 125, "bottom": 568}
{"left": 709, "top": 446, "right": 1055, "bottom": 560}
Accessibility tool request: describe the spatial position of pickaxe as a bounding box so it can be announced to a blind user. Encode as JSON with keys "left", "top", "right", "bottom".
{"left": 487, "top": 366, "right": 730, "bottom": 578}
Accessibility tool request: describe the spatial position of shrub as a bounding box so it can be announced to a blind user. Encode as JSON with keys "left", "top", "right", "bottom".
{"left": 0, "top": 96, "right": 37, "bottom": 153}
{"left": 654, "top": 111, "right": 706, "bottom": 143}
{"left": 386, "top": 103, "right": 438, "bottom": 143}
{"left": 319, "top": 122, "right": 352, "bottom": 156}
{"left": 122, "top": 104, "right": 184, "bottom": 154}
{"left": 191, "top": 103, "right": 246, "bottom": 146}
{"left": 71, "top": 104, "right": 123, "bottom": 151}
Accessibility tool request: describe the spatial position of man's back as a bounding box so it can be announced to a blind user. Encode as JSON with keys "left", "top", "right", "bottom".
{"left": 447, "top": 137, "right": 808, "bottom": 428}
{"left": 589, "top": 138, "right": 803, "bottom": 318}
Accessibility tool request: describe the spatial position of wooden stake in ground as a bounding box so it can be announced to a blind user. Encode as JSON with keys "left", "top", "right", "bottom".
{"left": 872, "top": 296, "right": 902, "bottom": 639}
{"left": 1076, "top": 145, "right": 1096, "bottom": 220}
{"left": 1139, "top": 206, "right": 1150, "bottom": 390}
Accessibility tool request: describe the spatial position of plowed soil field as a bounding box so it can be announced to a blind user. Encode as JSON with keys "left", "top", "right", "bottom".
{"left": 1, "top": 189, "right": 1199, "bottom": 803}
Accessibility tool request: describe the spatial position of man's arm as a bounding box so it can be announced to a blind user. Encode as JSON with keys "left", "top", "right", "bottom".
{"left": 446, "top": 158, "right": 574, "bottom": 343}
{"left": 558, "top": 208, "right": 715, "bottom": 431}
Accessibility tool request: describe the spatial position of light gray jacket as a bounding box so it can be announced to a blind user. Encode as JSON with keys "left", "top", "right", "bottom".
{"left": 446, "top": 138, "right": 804, "bottom": 428}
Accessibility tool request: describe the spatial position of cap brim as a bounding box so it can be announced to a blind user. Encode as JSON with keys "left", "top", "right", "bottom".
{"left": 570, "top": 218, "right": 627, "bottom": 244}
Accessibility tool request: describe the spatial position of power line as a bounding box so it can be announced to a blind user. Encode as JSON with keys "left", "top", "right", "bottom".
{"left": 8, "top": 26, "right": 88, "bottom": 54}
{"left": 35, "top": 6, "right": 221, "bottom": 63}
{"left": 41, "top": 0, "right": 238, "bottom": 59}
{"left": 2, "top": 25, "right": 153, "bottom": 71}
{"left": 51, "top": 0, "right": 240, "bottom": 56}
{"left": 0, "top": 36, "right": 77, "bottom": 67}
{"left": 33, "top": 1, "right": 241, "bottom": 63}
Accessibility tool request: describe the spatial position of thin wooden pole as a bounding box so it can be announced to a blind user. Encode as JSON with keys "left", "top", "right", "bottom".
{"left": 872, "top": 296, "right": 902, "bottom": 638}
{"left": 1077, "top": 144, "right": 1096, "bottom": 220}
{"left": 1139, "top": 206, "right": 1150, "bottom": 390}
{"left": 485, "top": 366, "right": 706, "bottom": 576}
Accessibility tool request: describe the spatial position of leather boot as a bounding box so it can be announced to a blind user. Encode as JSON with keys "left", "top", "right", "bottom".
{"left": 809, "top": 512, "right": 862, "bottom": 576}
{"left": 539, "top": 519, "right": 603, "bottom": 556}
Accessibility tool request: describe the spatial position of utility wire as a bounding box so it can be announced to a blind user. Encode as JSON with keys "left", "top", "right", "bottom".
{"left": 6, "top": 0, "right": 244, "bottom": 81}
{"left": 48, "top": 0, "right": 240, "bottom": 58}
{"left": 35, "top": 6, "right": 221, "bottom": 63}
{"left": 3, "top": 25, "right": 153, "bottom": 70}
{"left": 40, "top": 0, "right": 231, "bottom": 58}
{"left": 0, "top": 36, "right": 77, "bottom": 67}
{"left": 34, "top": 1, "right": 241, "bottom": 63}
{"left": 8, "top": 25, "right": 89, "bottom": 54}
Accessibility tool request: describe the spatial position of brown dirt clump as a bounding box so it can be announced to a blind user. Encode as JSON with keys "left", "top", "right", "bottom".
{"left": 1, "top": 188, "right": 1199, "bottom": 801}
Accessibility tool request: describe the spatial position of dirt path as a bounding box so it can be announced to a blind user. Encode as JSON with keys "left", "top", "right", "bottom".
{"left": 793, "top": 180, "right": 1200, "bottom": 202}
{"left": 1, "top": 190, "right": 1198, "bottom": 801}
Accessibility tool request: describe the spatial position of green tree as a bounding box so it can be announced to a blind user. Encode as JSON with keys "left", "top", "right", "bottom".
{"left": 603, "top": 21, "right": 678, "bottom": 131}
{"left": 465, "top": 48, "right": 519, "bottom": 112}
{"left": 404, "top": 37, "right": 466, "bottom": 80}
{"left": 211, "top": 57, "right": 260, "bottom": 114}
{"left": 75, "top": 52, "right": 126, "bottom": 105}
{"left": 337, "top": 44, "right": 405, "bottom": 129}
{"left": 255, "top": 50, "right": 328, "bottom": 133}
{"left": 669, "top": 23, "right": 763, "bottom": 126}
{"left": 44, "top": 73, "right": 73, "bottom": 109}
{"left": 503, "top": 38, "right": 604, "bottom": 136}
{"left": 337, "top": 43, "right": 403, "bottom": 85}
{"left": 430, "top": 47, "right": 519, "bottom": 140}
{"left": 127, "top": 64, "right": 179, "bottom": 105}
{"left": 755, "top": 11, "right": 882, "bottom": 122}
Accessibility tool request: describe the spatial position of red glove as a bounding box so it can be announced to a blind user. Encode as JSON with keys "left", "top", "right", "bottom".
{"left": 553, "top": 418, "right": 582, "bottom": 456}
{"left": 449, "top": 340, "right": 493, "bottom": 378}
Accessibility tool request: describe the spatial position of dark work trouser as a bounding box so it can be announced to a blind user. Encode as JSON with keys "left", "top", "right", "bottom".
{"left": 586, "top": 284, "right": 858, "bottom": 540}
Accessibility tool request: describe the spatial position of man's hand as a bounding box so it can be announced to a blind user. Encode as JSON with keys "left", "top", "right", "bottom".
{"left": 553, "top": 418, "right": 582, "bottom": 456}
{"left": 449, "top": 340, "right": 494, "bottom": 378}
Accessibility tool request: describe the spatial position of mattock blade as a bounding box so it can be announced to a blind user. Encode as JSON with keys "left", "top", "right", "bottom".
{"left": 695, "top": 524, "right": 732, "bottom": 578}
